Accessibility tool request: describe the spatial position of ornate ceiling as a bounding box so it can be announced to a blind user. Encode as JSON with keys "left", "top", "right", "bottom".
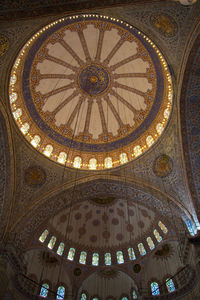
{"left": 9, "top": 14, "right": 173, "bottom": 170}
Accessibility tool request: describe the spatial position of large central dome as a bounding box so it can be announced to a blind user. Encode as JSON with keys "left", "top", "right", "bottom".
{"left": 9, "top": 14, "right": 173, "bottom": 170}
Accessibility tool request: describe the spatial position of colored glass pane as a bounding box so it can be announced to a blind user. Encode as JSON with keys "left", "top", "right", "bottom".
{"left": 40, "top": 283, "right": 49, "bottom": 298}
{"left": 154, "top": 229, "right": 162, "bottom": 242}
{"left": 43, "top": 145, "right": 53, "bottom": 157}
{"left": 73, "top": 156, "right": 82, "bottom": 168}
{"left": 13, "top": 108, "right": 22, "bottom": 120}
{"left": 20, "top": 122, "right": 30, "bottom": 135}
{"left": 79, "top": 251, "right": 87, "bottom": 264}
{"left": 158, "top": 221, "right": 168, "bottom": 234}
{"left": 48, "top": 236, "right": 56, "bottom": 249}
{"left": 39, "top": 230, "right": 49, "bottom": 243}
{"left": 31, "top": 135, "right": 41, "bottom": 148}
{"left": 57, "top": 242, "right": 65, "bottom": 256}
{"left": 92, "top": 253, "right": 99, "bottom": 266}
{"left": 132, "top": 290, "right": 137, "bottom": 299}
{"left": 57, "top": 286, "right": 65, "bottom": 299}
{"left": 146, "top": 135, "right": 154, "bottom": 147}
{"left": 116, "top": 250, "right": 124, "bottom": 264}
{"left": 147, "top": 237, "right": 155, "bottom": 250}
{"left": 105, "top": 157, "right": 112, "bottom": 168}
{"left": 81, "top": 293, "right": 87, "bottom": 300}
{"left": 166, "top": 278, "right": 175, "bottom": 293}
{"left": 156, "top": 123, "right": 164, "bottom": 135}
{"left": 67, "top": 248, "right": 75, "bottom": 261}
{"left": 151, "top": 282, "right": 160, "bottom": 296}
{"left": 121, "top": 297, "right": 128, "bottom": 300}
{"left": 92, "top": 298, "right": 98, "bottom": 300}
{"left": 183, "top": 217, "right": 197, "bottom": 236}
{"left": 10, "top": 92, "right": 18, "bottom": 103}
{"left": 128, "top": 248, "right": 136, "bottom": 261}
{"left": 105, "top": 252, "right": 111, "bottom": 265}
{"left": 138, "top": 243, "right": 146, "bottom": 256}
{"left": 120, "top": 153, "right": 128, "bottom": 164}
{"left": 89, "top": 158, "right": 97, "bottom": 170}
{"left": 57, "top": 152, "right": 67, "bottom": 164}
{"left": 134, "top": 145, "right": 142, "bottom": 157}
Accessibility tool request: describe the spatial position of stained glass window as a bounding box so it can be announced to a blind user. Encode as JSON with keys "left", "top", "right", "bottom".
{"left": 116, "top": 250, "right": 124, "bottom": 264}
{"left": 105, "top": 252, "right": 111, "bottom": 265}
{"left": 138, "top": 243, "right": 146, "bottom": 256}
{"left": 57, "top": 286, "right": 65, "bottom": 299}
{"left": 43, "top": 144, "right": 53, "bottom": 157}
{"left": 48, "top": 236, "right": 56, "bottom": 250}
{"left": 153, "top": 229, "right": 162, "bottom": 243}
{"left": 13, "top": 108, "right": 22, "bottom": 120}
{"left": 67, "top": 248, "right": 75, "bottom": 261}
{"left": 39, "top": 230, "right": 49, "bottom": 243}
{"left": 89, "top": 158, "right": 97, "bottom": 170}
{"left": 121, "top": 297, "right": 128, "bottom": 300}
{"left": 128, "top": 248, "right": 136, "bottom": 261}
{"left": 79, "top": 251, "right": 87, "bottom": 264}
{"left": 57, "top": 242, "right": 65, "bottom": 256}
{"left": 164, "top": 108, "right": 170, "bottom": 119}
{"left": 147, "top": 237, "right": 155, "bottom": 250}
{"left": 156, "top": 123, "right": 164, "bottom": 135}
{"left": 92, "top": 298, "right": 98, "bottom": 300}
{"left": 40, "top": 283, "right": 49, "bottom": 298}
{"left": 81, "top": 293, "right": 87, "bottom": 300}
{"left": 20, "top": 122, "right": 30, "bottom": 135}
{"left": 105, "top": 157, "right": 112, "bottom": 168}
{"left": 132, "top": 290, "right": 137, "bottom": 299}
{"left": 92, "top": 253, "right": 99, "bottom": 266}
{"left": 31, "top": 135, "right": 41, "bottom": 148}
{"left": 120, "top": 153, "right": 128, "bottom": 164}
{"left": 166, "top": 278, "right": 175, "bottom": 293}
{"left": 57, "top": 152, "right": 67, "bottom": 164}
{"left": 73, "top": 156, "right": 82, "bottom": 168}
{"left": 158, "top": 221, "right": 168, "bottom": 234}
{"left": 146, "top": 135, "right": 154, "bottom": 147}
{"left": 183, "top": 217, "right": 197, "bottom": 236}
{"left": 151, "top": 282, "right": 160, "bottom": 296}
{"left": 10, "top": 92, "right": 18, "bottom": 103}
{"left": 134, "top": 145, "right": 142, "bottom": 157}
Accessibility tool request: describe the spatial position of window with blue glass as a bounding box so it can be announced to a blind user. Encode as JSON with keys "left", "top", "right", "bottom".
{"left": 166, "top": 278, "right": 175, "bottom": 293}
{"left": 151, "top": 282, "right": 160, "bottom": 296}
{"left": 57, "top": 286, "right": 65, "bottom": 299}
{"left": 40, "top": 283, "right": 49, "bottom": 298}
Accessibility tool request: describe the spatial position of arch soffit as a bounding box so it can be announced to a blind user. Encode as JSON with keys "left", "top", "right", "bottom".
{"left": 11, "top": 175, "right": 190, "bottom": 246}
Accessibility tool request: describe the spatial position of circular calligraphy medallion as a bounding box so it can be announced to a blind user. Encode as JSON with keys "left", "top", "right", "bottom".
{"left": 79, "top": 65, "right": 109, "bottom": 95}
{"left": 9, "top": 14, "right": 173, "bottom": 170}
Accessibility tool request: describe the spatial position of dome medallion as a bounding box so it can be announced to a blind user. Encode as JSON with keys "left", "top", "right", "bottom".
{"left": 9, "top": 14, "right": 173, "bottom": 170}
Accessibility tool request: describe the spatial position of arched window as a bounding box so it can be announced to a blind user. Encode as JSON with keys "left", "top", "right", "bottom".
{"left": 31, "top": 135, "right": 41, "bottom": 148}
{"left": 43, "top": 144, "right": 53, "bottom": 157}
{"left": 166, "top": 278, "right": 175, "bottom": 293}
{"left": 128, "top": 248, "right": 136, "bottom": 261}
{"left": 67, "top": 248, "right": 75, "bottom": 261}
{"left": 138, "top": 243, "right": 146, "bottom": 256}
{"left": 146, "top": 135, "right": 154, "bottom": 147}
{"left": 183, "top": 217, "right": 197, "bottom": 236}
{"left": 158, "top": 221, "right": 168, "bottom": 234}
{"left": 73, "top": 156, "right": 82, "bottom": 168}
{"left": 120, "top": 153, "right": 128, "bottom": 164}
{"left": 105, "top": 252, "right": 111, "bottom": 265}
{"left": 89, "top": 158, "right": 97, "bottom": 170}
{"left": 134, "top": 145, "right": 142, "bottom": 157}
{"left": 40, "top": 283, "right": 49, "bottom": 298}
{"left": 121, "top": 297, "right": 128, "bottom": 300}
{"left": 13, "top": 108, "right": 22, "bottom": 120}
{"left": 151, "top": 282, "right": 160, "bottom": 296}
{"left": 57, "top": 242, "right": 65, "bottom": 256}
{"left": 39, "top": 230, "right": 49, "bottom": 243}
{"left": 48, "top": 236, "right": 56, "bottom": 249}
{"left": 20, "top": 122, "right": 30, "bottom": 135}
{"left": 105, "top": 157, "right": 112, "bottom": 168}
{"left": 81, "top": 293, "right": 87, "bottom": 300}
{"left": 132, "top": 290, "right": 137, "bottom": 299}
{"left": 92, "top": 298, "right": 99, "bottom": 300}
{"left": 10, "top": 91, "right": 18, "bottom": 103}
{"left": 57, "top": 152, "right": 67, "bottom": 164}
{"left": 92, "top": 253, "right": 99, "bottom": 266}
{"left": 153, "top": 229, "right": 162, "bottom": 242}
{"left": 147, "top": 237, "right": 155, "bottom": 250}
{"left": 79, "top": 251, "right": 87, "bottom": 264}
{"left": 116, "top": 250, "right": 124, "bottom": 264}
{"left": 57, "top": 286, "right": 65, "bottom": 299}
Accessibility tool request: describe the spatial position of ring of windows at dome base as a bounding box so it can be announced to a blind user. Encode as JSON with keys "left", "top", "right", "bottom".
{"left": 38, "top": 221, "right": 168, "bottom": 266}
{"left": 9, "top": 14, "right": 173, "bottom": 170}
